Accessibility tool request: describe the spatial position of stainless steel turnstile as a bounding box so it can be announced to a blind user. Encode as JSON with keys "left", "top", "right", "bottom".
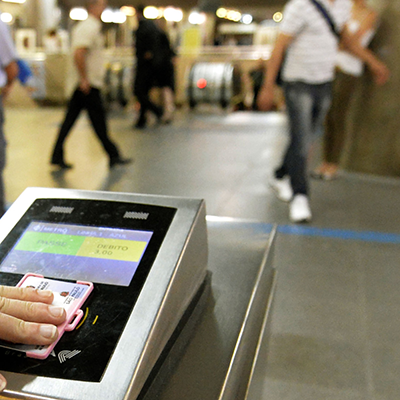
{"left": 0, "top": 189, "right": 276, "bottom": 400}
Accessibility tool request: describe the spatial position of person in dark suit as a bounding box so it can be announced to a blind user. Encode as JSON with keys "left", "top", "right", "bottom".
{"left": 154, "top": 28, "right": 176, "bottom": 123}
{"left": 133, "top": 5, "right": 163, "bottom": 129}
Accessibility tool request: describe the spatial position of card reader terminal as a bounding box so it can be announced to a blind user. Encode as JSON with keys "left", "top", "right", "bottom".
{"left": 0, "top": 188, "right": 208, "bottom": 400}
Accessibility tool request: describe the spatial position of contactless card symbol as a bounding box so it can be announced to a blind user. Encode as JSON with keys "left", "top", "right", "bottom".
{"left": 58, "top": 349, "right": 81, "bottom": 363}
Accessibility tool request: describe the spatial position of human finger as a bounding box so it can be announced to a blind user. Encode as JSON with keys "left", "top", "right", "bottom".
{"left": 0, "top": 373, "right": 6, "bottom": 392}
{"left": 0, "top": 312, "right": 59, "bottom": 345}
{"left": 0, "top": 285, "right": 54, "bottom": 304}
{"left": 0, "top": 297, "right": 65, "bottom": 325}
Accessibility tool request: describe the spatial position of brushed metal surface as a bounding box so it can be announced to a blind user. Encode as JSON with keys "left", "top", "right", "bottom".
{"left": 0, "top": 390, "right": 56, "bottom": 400}
{"left": 218, "top": 226, "right": 277, "bottom": 400}
{"left": 141, "top": 217, "right": 276, "bottom": 400}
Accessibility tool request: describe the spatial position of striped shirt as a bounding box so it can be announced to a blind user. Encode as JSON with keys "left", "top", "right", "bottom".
{"left": 280, "top": 0, "right": 351, "bottom": 84}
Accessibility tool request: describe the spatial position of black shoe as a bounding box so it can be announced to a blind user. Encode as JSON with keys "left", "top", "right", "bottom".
{"left": 155, "top": 107, "right": 164, "bottom": 124}
{"left": 134, "top": 117, "right": 147, "bottom": 129}
{"left": 51, "top": 160, "right": 73, "bottom": 169}
{"left": 135, "top": 122, "right": 146, "bottom": 129}
{"left": 162, "top": 117, "right": 172, "bottom": 125}
{"left": 109, "top": 157, "right": 132, "bottom": 168}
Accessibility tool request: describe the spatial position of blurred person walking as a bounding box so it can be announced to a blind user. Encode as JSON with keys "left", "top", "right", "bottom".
{"left": 51, "top": 0, "right": 131, "bottom": 169}
{"left": 249, "top": 59, "right": 266, "bottom": 111}
{"left": 313, "top": 0, "right": 379, "bottom": 180}
{"left": 0, "top": 19, "right": 18, "bottom": 216}
{"left": 154, "top": 28, "right": 176, "bottom": 124}
{"left": 133, "top": 5, "right": 163, "bottom": 129}
{"left": 258, "top": 0, "right": 389, "bottom": 223}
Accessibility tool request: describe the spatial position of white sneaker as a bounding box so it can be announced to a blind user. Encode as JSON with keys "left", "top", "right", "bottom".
{"left": 269, "top": 176, "right": 293, "bottom": 202}
{"left": 289, "top": 194, "right": 312, "bottom": 223}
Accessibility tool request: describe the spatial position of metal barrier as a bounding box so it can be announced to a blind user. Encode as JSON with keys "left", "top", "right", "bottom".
{"left": 187, "top": 62, "right": 242, "bottom": 109}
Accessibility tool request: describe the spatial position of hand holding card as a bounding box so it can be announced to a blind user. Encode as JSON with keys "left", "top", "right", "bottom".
{"left": 0, "top": 274, "right": 93, "bottom": 359}
{"left": 0, "top": 284, "right": 66, "bottom": 344}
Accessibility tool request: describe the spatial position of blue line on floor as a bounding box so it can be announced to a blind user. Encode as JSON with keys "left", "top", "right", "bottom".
{"left": 276, "top": 224, "right": 400, "bottom": 244}
{"left": 207, "top": 218, "right": 400, "bottom": 244}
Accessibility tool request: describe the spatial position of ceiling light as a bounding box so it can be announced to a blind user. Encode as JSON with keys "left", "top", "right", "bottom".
{"left": 241, "top": 14, "right": 253, "bottom": 24}
{"left": 143, "top": 6, "right": 159, "bottom": 20}
{"left": 273, "top": 12, "right": 283, "bottom": 22}
{"left": 120, "top": 6, "right": 135, "bottom": 17}
{"left": 1, "top": 0, "right": 25, "bottom": 4}
{"left": 216, "top": 8, "right": 227, "bottom": 18}
{"left": 70, "top": 8, "right": 88, "bottom": 21}
{"left": 163, "top": 7, "right": 183, "bottom": 22}
{"left": 1, "top": 12, "right": 13, "bottom": 23}
{"left": 188, "top": 11, "right": 206, "bottom": 25}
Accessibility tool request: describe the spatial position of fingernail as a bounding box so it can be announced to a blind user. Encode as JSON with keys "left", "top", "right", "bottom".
{"left": 36, "top": 290, "right": 53, "bottom": 298}
{"left": 39, "top": 324, "right": 57, "bottom": 339}
{"left": 0, "top": 375, "right": 6, "bottom": 392}
{"left": 48, "top": 306, "right": 64, "bottom": 318}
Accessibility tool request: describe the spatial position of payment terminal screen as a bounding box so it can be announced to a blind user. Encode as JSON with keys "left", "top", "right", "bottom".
{"left": 0, "top": 221, "right": 153, "bottom": 286}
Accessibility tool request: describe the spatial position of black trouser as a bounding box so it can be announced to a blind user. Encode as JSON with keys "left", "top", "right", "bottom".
{"left": 51, "top": 87, "right": 119, "bottom": 163}
{"left": 134, "top": 65, "right": 162, "bottom": 123}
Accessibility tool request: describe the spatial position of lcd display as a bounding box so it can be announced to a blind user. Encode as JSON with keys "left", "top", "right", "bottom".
{"left": 0, "top": 221, "right": 153, "bottom": 286}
